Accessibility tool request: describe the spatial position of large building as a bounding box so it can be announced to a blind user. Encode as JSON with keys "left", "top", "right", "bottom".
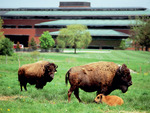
{"left": 0, "top": 2, "right": 150, "bottom": 49}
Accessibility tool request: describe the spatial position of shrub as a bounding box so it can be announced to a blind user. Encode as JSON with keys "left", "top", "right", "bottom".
{"left": 16, "top": 41, "right": 20, "bottom": 49}
{"left": 39, "top": 31, "right": 55, "bottom": 50}
{"left": 0, "top": 38, "right": 14, "bottom": 56}
{"left": 28, "top": 37, "right": 37, "bottom": 50}
{"left": 119, "top": 38, "right": 132, "bottom": 50}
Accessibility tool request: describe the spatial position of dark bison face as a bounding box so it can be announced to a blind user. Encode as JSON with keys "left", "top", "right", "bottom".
{"left": 116, "top": 64, "right": 132, "bottom": 93}
{"left": 44, "top": 63, "right": 58, "bottom": 80}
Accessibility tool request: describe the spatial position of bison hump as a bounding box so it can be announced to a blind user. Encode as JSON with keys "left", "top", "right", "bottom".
{"left": 81, "top": 68, "right": 93, "bottom": 74}
{"left": 20, "top": 61, "right": 48, "bottom": 77}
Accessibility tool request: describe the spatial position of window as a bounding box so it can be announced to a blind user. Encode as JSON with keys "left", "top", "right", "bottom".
{"left": 18, "top": 25, "right": 32, "bottom": 28}
{"left": 3, "top": 25, "right": 16, "bottom": 28}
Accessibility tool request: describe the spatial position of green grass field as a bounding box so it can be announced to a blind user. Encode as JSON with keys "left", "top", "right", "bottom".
{"left": 0, "top": 50, "right": 150, "bottom": 113}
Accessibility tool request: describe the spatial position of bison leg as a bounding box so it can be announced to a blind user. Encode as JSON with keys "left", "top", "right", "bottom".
{"left": 96, "top": 90, "right": 101, "bottom": 96}
{"left": 97, "top": 87, "right": 110, "bottom": 96}
{"left": 68, "top": 85, "right": 76, "bottom": 102}
{"left": 20, "top": 83, "right": 23, "bottom": 91}
{"left": 74, "top": 88, "right": 82, "bottom": 102}
{"left": 19, "top": 81, "right": 27, "bottom": 91}
{"left": 35, "top": 84, "right": 44, "bottom": 89}
{"left": 23, "top": 83, "right": 27, "bottom": 91}
{"left": 35, "top": 80, "right": 45, "bottom": 89}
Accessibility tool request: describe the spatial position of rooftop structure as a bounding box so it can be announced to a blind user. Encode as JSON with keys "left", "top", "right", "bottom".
{"left": 59, "top": 2, "right": 90, "bottom": 7}
{"left": 0, "top": 2, "right": 150, "bottom": 49}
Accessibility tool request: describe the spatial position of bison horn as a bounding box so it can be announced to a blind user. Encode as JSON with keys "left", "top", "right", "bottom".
{"left": 119, "top": 66, "right": 122, "bottom": 72}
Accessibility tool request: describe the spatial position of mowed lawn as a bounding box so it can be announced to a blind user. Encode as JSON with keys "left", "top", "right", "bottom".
{"left": 0, "top": 50, "right": 150, "bottom": 113}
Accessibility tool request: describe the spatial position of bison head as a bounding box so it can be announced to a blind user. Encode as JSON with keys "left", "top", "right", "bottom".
{"left": 115, "top": 64, "right": 132, "bottom": 93}
{"left": 94, "top": 94, "right": 103, "bottom": 103}
{"left": 44, "top": 63, "right": 58, "bottom": 81}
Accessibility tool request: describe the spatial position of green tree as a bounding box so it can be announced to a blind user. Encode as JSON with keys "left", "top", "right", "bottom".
{"left": 0, "top": 38, "right": 14, "bottom": 56}
{"left": 119, "top": 38, "right": 132, "bottom": 50}
{"left": 39, "top": 31, "right": 55, "bottom": 50}
{"left": 0, "top": 17, "right": 13, "bottom": 56}
{"left": 137, "top": 20, "right": 150, "bottom": 51}
{"left": 16, "top": 41, "right": 20, "bottom": 49}
{"left": 57, "top": 24, "right": 92, "bottom": 54}
{"left": 0, "top": 17, "right": 5, "bottom": 40}
{"left": 29, "top": 37, "right": 37, "bottom": 50}
{"left": 130, "top": 16, "right": 150, "bottom": 51}
{"left": 119, "top": 39, "right": 126, "bottom": 50}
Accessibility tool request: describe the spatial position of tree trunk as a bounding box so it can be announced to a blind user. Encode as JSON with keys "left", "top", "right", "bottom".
{"left": 145, "top": 46, "right": 149, "bottom": 51}
{"left": 134, "top": 42, "right": 137, "bottom": 51}
{"left": 74, "top": 43, "right": 77, "bottom": 54}
{"left": 142, "top": 46, "right": 144, "bottom": 51}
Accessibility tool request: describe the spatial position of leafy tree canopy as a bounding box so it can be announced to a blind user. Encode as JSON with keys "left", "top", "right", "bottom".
{"left": 29, "top": 37, "right": 37, "bottom": 50}
{"left": 0, "top": 38, "right": 14, "bottom": 56}
{"left": 39, "top": 31, "right": 55, "bottom": 50}
{"left": 130, "top": 16, "right": 150, "bottom": 51}
{"left": 57, "top": 24, "right": 92, "bottom": 53}
{"left": 0, "top": 17, "right": 14, "bottom": 56}
{"left": 0, "top": 17, "right": 5, "bottom": 40}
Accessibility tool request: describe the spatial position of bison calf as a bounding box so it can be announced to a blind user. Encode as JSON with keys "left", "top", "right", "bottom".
{"left": 18, "top": 61, "right": 58, "bottom": 91}
{"left": 65, "top": 61, "right": 132, "bottom": 102}
{"left": 94, "top": 94, "right": 124, "bottom": 106}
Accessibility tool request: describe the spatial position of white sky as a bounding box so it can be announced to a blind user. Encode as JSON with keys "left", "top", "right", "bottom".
{"left": 0, "top": 0, "right": 150, "bottom": 9}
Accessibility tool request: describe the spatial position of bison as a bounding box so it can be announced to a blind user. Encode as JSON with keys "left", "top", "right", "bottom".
{"left": 94, "top": 94, "right": 124, "bottom": 106}
{"left": 18, "top": 61, "right": 58, "bottom": 91}
{"left": 65, "top": 61, "right": 132, "bottom": 102}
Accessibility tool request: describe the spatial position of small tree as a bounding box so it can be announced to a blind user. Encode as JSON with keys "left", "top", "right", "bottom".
{"left": 119, "top": 38, "right": 132, "bottom": 50}
{"left": 16, "top": 41, "right": 20, "bottom": 49}
{"left": 0, "top": 17, "right": 13, "bottom": 56}
{"left": 129, "top": 16, "right": 150, "bottom": 51}
{"left": 39, "top": 31, "right": 55, "bottom": 50}
{"left": 57, "top": 24, "right": 92, "bottom": 54}
{"left": 137, "top": 20, "right": 150, "bottom": 51}
{"left": 0, "top": 38, "right": 14, "bottom": 56}
{"left": 0, "top": 17, "right": 5, "bottom": 40}
{"left": 29, "top": 37, "right": 37, "bottom": 50}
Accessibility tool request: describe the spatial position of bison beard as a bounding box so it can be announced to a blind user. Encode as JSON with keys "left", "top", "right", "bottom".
{"left": 65, "top": 61, "right": 132, "bottom": 102}
{"left": 18, "top": 61, "right": 58, "bottom": 91}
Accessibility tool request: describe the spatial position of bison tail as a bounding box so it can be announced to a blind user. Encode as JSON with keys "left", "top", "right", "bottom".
{"left": 65, "top": 69, "right": 70, "bottom": 85}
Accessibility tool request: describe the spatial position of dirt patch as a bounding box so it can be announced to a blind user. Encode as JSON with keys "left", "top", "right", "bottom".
{"left": 0, "top": 96, "right": 27, "bottom": 101}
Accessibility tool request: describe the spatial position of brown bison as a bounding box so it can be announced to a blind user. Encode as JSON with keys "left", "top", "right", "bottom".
{"left": 18, "top": 61, "right": 58, "bottom": 91}
{"left": 94, "top": 94, "right": 124, "bottom": 106}
{"left": 65, "top": 61, "right": 132, "bottom": 102}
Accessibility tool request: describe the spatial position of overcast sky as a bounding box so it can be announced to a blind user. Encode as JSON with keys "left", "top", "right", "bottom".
{"left": 1, "top": 0, "right": 150, "bottom": 9}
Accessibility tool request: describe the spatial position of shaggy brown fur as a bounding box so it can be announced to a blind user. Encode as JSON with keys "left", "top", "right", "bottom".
{"left": 65, "top": 61, "right": 132, "bottom": 102}
{"left": 18, "top": 61, "right": 58, "bottom": 91}
{"left": 94, "top": 94, "right": 124, "bottom": 106}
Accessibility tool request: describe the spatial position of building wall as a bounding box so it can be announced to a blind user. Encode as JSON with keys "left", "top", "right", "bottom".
{"left": 3, "top": 19, "right": 57, "bottom": 46}
{"left": 2, "top": 14, "right": 132, "bottom": 49}
{"left": 3, "top": 19, "right": 56, "bottom": 28}
{"left": 59, "top": 6, "right": 90, "bottom": 8}
{"left": 59, "top": 2, "right": 90, "bottom": 7}
{"left": 3, "top": 28, "right": 39, "bottom": 45}
{"left": 115, "top": 29, "right": 131, "bottom": 35}
{"left": 90, "top": 39, "right": 122, "bottom": 49}
{"left": 35, "top": 28, "right": 59, "bottom": 37}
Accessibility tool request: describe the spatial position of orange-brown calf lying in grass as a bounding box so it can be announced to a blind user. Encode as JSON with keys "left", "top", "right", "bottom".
{"left": 94, "top": 94, "right": 124, "bottom": 106}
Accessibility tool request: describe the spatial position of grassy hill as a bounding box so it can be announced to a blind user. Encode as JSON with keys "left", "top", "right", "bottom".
{"left": 0, "top": 50, "right": 150, "bottom": 113}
